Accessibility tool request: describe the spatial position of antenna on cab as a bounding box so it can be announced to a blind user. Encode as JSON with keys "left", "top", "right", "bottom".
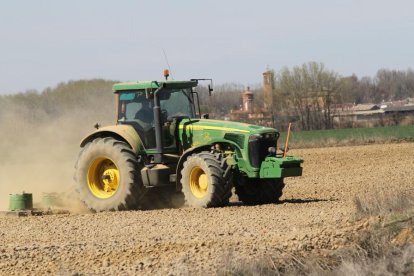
{"left": 162, "top": 48, "right": 173, "bottom": 80}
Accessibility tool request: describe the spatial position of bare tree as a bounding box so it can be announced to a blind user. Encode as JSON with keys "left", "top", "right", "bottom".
{"left": 275, "top": 62, "right": 340, "bottom": 130}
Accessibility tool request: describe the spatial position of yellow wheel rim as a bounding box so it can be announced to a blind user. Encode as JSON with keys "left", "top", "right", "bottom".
{"left": 87, "top": 157, "right": 120, "bottom": 199}
{"left": 189, "top": 166, "right": 208, "bottom": 198}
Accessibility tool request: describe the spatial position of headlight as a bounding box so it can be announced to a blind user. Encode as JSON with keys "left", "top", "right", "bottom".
{"left": 249, "top": 132, "right": 279, "bottom": 142}
{"left": 249, "top": 134, "right": 262, "bottom": 141}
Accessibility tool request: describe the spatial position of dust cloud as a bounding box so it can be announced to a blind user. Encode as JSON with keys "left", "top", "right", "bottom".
{"left": 0, "top": 83, "right": 115, "bottom": 211}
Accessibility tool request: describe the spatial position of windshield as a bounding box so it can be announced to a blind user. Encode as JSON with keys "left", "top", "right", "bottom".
{"left": 160, "top": 88, "right": 195, "bottom": 118}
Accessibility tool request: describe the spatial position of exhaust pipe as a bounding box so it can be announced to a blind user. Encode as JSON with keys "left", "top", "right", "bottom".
{"left": 153, "top": 83, "right": 165, "bottom": 163}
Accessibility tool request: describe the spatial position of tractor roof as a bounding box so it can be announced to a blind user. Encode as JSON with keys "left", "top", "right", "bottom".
{"left": 113, "top": 80, "right": 198, "bottom": 92}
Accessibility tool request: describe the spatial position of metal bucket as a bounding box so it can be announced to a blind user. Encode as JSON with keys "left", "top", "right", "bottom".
{"left": 9, "top": 192, "right": 33, "bottom": 211}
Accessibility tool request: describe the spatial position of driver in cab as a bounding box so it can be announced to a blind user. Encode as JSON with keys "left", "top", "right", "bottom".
{"left": 134, "top": 100, "right": 154, "bottom": 131}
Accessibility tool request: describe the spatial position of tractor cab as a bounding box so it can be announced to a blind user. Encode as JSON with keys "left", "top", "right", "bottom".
{"left": 114, "top": 80, "right": 200, "bottom": 150}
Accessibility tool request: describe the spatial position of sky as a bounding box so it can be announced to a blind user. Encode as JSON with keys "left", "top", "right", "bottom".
{"left": 1, "top": 0, "right": 414, "bottom": 94}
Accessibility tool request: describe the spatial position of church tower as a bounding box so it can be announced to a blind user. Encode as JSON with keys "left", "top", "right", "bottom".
{"left": 263, "top": 70, "right": 274, "bottom": 111}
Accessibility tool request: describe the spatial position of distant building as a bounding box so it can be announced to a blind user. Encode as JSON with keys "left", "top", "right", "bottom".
{"left": 242, "top": 87, "right": 254, "bottom": 113}
{"left": 351, "top": 104, "right": 380, "bottom": 112}
{"left": 332, "top": 102, "right": 414, "bottom": 127}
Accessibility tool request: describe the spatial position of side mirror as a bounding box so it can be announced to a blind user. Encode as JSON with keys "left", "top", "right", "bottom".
{"left": 202, "top": 113, "right": 209, "bottom": 119}
{"left": 208, "top": 85, "right": 213, "bottom": 96}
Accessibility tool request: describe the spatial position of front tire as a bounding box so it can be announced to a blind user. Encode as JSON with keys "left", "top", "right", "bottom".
{"left": 235, "top": 178, "right": 285, "bottom": 205}
{"left": 181, "top": 152, "right": 231, "bottom": 208}
{"left": 74, "top": 137, "right": 143, "bottom": 211}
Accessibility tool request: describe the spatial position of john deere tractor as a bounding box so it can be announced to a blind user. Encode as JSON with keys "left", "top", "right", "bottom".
{"left": 75, "top": 74, "right": 303, "bottom": 211}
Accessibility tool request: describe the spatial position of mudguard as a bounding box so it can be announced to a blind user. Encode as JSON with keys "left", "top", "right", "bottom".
{"left": 80, "top": 125, "right": 144, "bottom": 153}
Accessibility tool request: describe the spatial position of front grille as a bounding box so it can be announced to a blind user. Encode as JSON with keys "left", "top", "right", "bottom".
{"left": 248, "top": 133, "right": 278, "bottom": 168}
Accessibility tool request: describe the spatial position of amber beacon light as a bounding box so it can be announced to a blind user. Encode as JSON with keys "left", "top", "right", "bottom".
{"left": 163, "top": 69, "right": 170, "bottom": 80}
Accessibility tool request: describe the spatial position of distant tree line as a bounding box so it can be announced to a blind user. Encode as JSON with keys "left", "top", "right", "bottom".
{"left": 340, "top": 68, "right": 414, "bottom": 104}
{"left": 1, "top": 63, "right": 413, "bottom": 132}
{"left": 0, "top": 79, "right": 115, "bottom": 124}
{"left": 271, "top": 62, "right": 414, "bottom": 130}
{"left": 200, "top": 62, "right": 414, "bottom": 130}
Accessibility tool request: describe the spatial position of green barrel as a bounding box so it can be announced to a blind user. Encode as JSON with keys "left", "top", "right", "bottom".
{"left": 9, "top": 193, "right": 33, "bottom": 211}
{"left": 42, "top": 193, "right": 60, "bottom": 208}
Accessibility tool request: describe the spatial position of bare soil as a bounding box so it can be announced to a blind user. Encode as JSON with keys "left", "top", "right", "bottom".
{"left": 0, "top": 143, "right": 413, "bottom": 275}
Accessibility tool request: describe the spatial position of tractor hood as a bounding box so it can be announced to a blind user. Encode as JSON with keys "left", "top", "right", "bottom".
{"left": 179, "top": 119, "right": 277, "bottom": 135}
{"left": 177, "top": 118, "right": 279, "bottom": 150}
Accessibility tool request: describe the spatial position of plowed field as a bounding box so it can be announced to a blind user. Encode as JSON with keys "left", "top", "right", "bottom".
{"left": 1, "top": 143, "right": 413, "bottom": 275}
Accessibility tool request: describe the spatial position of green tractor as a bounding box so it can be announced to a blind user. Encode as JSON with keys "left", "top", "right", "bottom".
{"left": 74, "top": 75, "right": 303, "bottom": 211}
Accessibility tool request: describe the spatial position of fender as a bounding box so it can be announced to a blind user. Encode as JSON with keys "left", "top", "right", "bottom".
{"left": 80, "top": 125, "right": 144, "bottom": 153}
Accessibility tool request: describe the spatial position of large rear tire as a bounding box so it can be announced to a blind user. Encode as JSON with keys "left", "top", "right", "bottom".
{"left": 74, "top": 137, "right": 144, "bottom": 211}
{"left": 181, "top": 152, "right": 231, "bottom": 208}
{"left": 235, "top": 178, "right": 285, "bottom": 205}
